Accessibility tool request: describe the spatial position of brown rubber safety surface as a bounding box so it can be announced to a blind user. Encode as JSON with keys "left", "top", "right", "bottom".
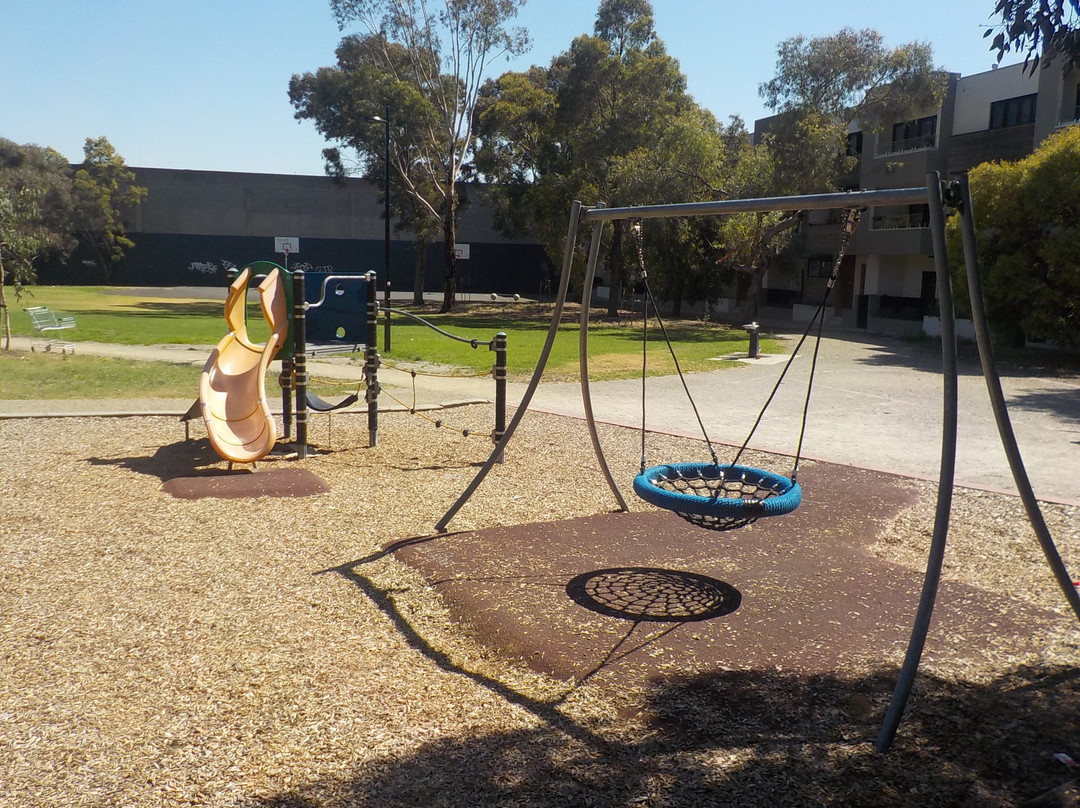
{"left": 391, "top": 462, "right": 1055, "bottom": 689}
{"left": 162, "top": 468, "right": 330, "bottom": 500}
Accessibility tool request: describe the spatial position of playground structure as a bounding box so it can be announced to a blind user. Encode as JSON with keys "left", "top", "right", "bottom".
{"left": 434, "top": 172, "right": 1080, "bottom": 752}
{"left": 197, "top": 263, "right": 508, "bottom": 463}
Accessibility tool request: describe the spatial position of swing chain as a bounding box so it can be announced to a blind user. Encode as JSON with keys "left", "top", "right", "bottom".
{"left": 826, "top": 207, "right": 863, "bottom": 290}
{"left": 632, "top": 218, "right": 649, "bottom": 474}
{"left": 632, "top": 218, "right": 719, "bottom": 471}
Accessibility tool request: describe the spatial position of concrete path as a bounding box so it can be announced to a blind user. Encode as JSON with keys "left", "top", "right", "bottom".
{"left": 3, "top": 330, "right": 1078, "bottom": 504}
{"left": 515, "top": 334, "right": 1080, "bottom": 506}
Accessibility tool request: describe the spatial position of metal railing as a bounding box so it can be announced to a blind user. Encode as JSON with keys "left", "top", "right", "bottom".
{"left": 875, "top": 134, "right": 937, "bottom": 157}
{"left": 871, "top": 212, "right": 930, "bottom": 230}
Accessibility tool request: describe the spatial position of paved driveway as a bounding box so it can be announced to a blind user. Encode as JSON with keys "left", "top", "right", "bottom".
{"left": 508, "top": 333, "right": 1080, "bottom": 505}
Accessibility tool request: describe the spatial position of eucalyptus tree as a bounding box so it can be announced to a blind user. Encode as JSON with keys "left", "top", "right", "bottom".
{"left": 716, "top": 28, "right": 948, "bottom": 317}
{"left": 476, "top": 0, "right": 732, "bottom": 315}
{"left": 759, "top": 27, "right": 946, "bottom": 194}
{"left": 72, "top": 136, "right": 146, "bottom": 281}
{"left": 291, "top": 0, "right": 530, "bottom": 312}
{"left": 0, "top": 139, "right": 74, "bottom": 349}
{"left": 988, "top": 0, "right": 1080, "bottom": 70}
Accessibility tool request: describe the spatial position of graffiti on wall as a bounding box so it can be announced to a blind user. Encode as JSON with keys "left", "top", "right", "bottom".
{"left": 187, "top": 259, "right": 237, "bottom": 276}
{"left": 289, "top": 262, "right": 335, "bottom": 273}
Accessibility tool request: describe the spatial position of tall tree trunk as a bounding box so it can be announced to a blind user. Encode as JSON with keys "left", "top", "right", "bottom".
{"left": 439, "top": 188, "right": 457, "bottom": 314}
{"left": 736, "top": 267, "right": 764, "bottom": 321}
{"left": 670, "top": 275, "right": 684, "bottom": 318}
{"left": 412, "top": 244, "right": 427, "bottom": 306}
{"left": 0, "top": 255, "right": 9, "bottom": 351}
{"left": 606, "top": 221, "right": 624, "bottom": 318}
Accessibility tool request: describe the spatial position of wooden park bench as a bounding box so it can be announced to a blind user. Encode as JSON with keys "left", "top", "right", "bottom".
{"left": 24, "top": 306, "right": 77, "bottom": 354}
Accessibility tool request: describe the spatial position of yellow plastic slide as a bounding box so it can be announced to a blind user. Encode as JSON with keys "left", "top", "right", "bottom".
{"left": 199, "top": 267, "right": 290, "bottom": 463}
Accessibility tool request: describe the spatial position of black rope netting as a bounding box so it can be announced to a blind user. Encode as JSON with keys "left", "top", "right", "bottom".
{"left": 629, "top": 208, "right": 862, "bottom": 532}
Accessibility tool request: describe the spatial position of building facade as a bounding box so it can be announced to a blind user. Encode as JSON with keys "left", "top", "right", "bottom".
{"left": 755, "top": 57, "right": 1080, "bottom": 335}
{"left": 40, "top": 167, "right": 554, "bottom": 298}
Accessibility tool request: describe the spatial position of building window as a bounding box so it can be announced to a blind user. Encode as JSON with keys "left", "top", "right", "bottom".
{"left": 871, "top": 204, "right": 930, "bottom": 230}
{"left": 846, "top": 131, "right": 863, "bottom": 156}
{"left": 807, "top": 257, "right": 834, "bottom": 279}
{"left": 889, "top": 115, "right": 937, "bottom": 153}
{"left": 989, "top": 93, "right": 1037, "bottom": 129}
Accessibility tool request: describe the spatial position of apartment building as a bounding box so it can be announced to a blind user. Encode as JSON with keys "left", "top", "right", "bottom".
{"left": 755, "top": 56, "right": 1080, "bottom": 335}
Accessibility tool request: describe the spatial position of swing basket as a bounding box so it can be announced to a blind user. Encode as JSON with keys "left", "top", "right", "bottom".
{"left": 633, "top": 462, "right": 802, "bottom": 531}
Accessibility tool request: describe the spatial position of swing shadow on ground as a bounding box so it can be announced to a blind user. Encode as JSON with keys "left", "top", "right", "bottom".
{"left": 266, "top": 540, "right": 1080, "bottom": 807}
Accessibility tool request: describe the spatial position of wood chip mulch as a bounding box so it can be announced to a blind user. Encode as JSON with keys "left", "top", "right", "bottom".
{"left": 1, "top": 407, "right": 1078, "bottom": 807}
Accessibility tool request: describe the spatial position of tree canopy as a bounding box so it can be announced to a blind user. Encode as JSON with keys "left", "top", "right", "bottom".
{"left": 72, "top": 136, "right": 146, "bottom": 280}
{"left": 475, "top": 0, "right": 739, "bottom": 314}
{"left": 952, "top": 124, "right": 1080, "bottom": 348}
{"left": 758, "top": 28, "right": 946, "bottom": 194}
{"left": 0, "top": 140, "right": 75, "bottom": 349}
{"left": 290, "top": 0, "right": 530, "bottom": 311}
{"left": 0, "top": 136, "right": 144, "bottom": 349}
{"left": 988, "top": 0, "right": 1080, "bottom": 71}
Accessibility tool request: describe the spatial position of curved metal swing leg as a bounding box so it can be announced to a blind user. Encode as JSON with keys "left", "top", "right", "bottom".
{"left": 876, "top": 174, "right": 959, "bottom": 752}
{"left": 435, "top": 202, "right": 628, "bottom": 532}
{"left": 434, "top": 203, "right": 583, "bottom": 531}
{"left": 955, "top": 174, "right": 1080, "bottom": 623}
{"left": 579, "top": 210, "right": 630, "bottom": 513}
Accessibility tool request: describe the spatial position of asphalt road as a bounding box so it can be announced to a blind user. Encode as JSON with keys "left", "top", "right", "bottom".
{"left": 510, "top": 332, "right": 1080, "bottom": 505}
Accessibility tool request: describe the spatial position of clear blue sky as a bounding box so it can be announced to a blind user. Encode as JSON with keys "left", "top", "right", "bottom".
{"left": 2, "top": 0, "right": 1019, "bottom": 177}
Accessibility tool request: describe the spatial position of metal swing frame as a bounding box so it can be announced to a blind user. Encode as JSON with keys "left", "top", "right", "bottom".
{"left": 435, "top": 172, "right": 1080, "bottom": 751}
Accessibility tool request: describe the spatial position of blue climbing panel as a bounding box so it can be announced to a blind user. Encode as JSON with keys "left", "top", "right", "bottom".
{"left": 304, "top": 272, "right": 371, "bottom": 346}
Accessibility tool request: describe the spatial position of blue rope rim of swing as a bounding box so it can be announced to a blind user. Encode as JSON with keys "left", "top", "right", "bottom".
{"left": 632, "top": 462, "right": 802, "bottom": 520}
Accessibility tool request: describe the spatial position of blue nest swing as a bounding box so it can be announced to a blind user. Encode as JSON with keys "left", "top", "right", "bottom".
{"left": 634, "top": 462, "right": 802, "bottom": 531}
{"left": 628, "top": 209, "right": 860, "bottom": 532}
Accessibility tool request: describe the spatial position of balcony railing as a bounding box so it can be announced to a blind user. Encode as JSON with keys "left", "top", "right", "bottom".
{"left": 871, "top": 213, "right": 930, "bottom": 230}
{"left": 875, "top": 134, "right": 937, "bottom": 157}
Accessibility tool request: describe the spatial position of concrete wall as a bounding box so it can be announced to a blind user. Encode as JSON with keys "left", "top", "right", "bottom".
{"left": 128, "top": 167, "right": 526, "bottom": 244}
{"left": 40, "top": 167, "right": 554, "bottom": 291}
{"left": 952, "top": 63, "right": 1037, "bottom": 135}
{"left": 862, "top": 254, "right": 930, "bottom": 297}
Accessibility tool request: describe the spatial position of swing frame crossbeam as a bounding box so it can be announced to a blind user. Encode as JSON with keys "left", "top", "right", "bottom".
{"left": 435, "top": 174, "right": 1080, "bottom": 752}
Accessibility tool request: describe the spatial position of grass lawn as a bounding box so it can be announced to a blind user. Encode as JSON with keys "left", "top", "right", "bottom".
{"left": 0, "top": 351, "right": 203, "bottom": 400}
{"left": 7, "top": 287, "right": 229, "bottom": 345}
{"left": 2, "top": 286, "right": 781, "bottom": 399}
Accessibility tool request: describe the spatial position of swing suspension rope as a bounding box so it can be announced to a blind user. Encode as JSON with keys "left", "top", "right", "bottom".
{"left": 631, "top": 208, "right": 862, "bottom": 531}
{"left": 731, "top": 206, "right": 863, "bottom": 479}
